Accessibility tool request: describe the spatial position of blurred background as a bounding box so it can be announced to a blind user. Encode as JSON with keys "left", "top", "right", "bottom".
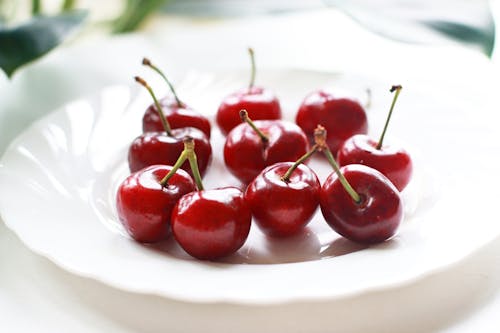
{"left": 0, "top": 0, "right": 496, "bottom": 78}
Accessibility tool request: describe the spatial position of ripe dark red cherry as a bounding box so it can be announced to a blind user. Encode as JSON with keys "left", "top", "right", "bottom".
{"left": 141, "top": 58, "right": 211, "bottom": 138}
{"left": 167, "top": 138, "right": 251, "bottom": 260}
{"left": 142, "top": 96, "right": 211, "bottom": 138}
{"left": 129, "top": 77, "right": 212, "bottom": 177}
{"left": 171, "top": 187, "right": 251, "bottom": 260}
{"left": 128, "top": 127, "right": 212, "bottom": 177}
{"left": 216, "top": 48, "right": 281, "bottom": 136}
{"left": 296, "top": 90, "right": 368, "bottom": 154}
{"left": 337, "top": 135, "right": 412, "bottom": 191}
{"left": 320, "top": 164, "right": 403, "bottom": 244}
{"left": 224, "top": 110, "right": 309, "bottom": 184}
{"left": 245, "top": 162, "right": 320, "bottom": 237}
{"left": 116, "top": 165, "right": 196, "bottom": 243}
{"left": 337, "top": 86, "right": 412, "bottom": 191}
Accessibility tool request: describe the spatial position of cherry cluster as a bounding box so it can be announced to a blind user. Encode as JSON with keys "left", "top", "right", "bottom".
{"left": 116, "top": 50, "right": 413, "bottom": 261}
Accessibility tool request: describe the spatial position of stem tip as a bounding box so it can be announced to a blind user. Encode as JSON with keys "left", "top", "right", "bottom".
{"left": 239, "top": 109, "right": 268, "bottom": 143}
{"left": 183, "top": 136, "right": 195, "bottom": 149}
{"left": 239, "top": 109, "right": 249, "bottom": 121}
{"left": 313, "top": 125, "right": 327, "bottom": 150}
{"left": 390, "top": 85, "right": 402, "bottom": 92}
{"left": 134, "top": 76, "right": 147, "bottom": 87}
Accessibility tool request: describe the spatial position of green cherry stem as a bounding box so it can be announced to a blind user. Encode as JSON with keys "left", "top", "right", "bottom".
{"left": 158, "top": 150, "right": 189, "bottom": 186}
{"left": 159, "top": 137, "right": 204, "bottom": 190}
{"left": 142, "top": 57, "right": 183, "bottom": 107}
{"left": 315, "top": 125, "right": 361, "bottom": 204}
{"left": 135, "top": 76, "right": 173, "bottom": 137}
{"left": 248, "top": 47, "right": 256, "bottom": 89}
{"left": 323, "top": 147, "right": 361, "bottom": 204}
{"left": 376, "top": 85, "right": 402, "bottom": 149}
{"left": 187, "top": 152, "right": 204, "bottom": 191}
{"left": 281, "top": 146, "right": 318, "bottom": 183}
{"left": 239, "top": 109, "right": 269, "bottom": 144}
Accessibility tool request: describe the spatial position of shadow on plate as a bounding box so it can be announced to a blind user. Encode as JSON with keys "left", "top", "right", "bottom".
{"left": 141, "top": 226, "right": 388, "bottom": 265}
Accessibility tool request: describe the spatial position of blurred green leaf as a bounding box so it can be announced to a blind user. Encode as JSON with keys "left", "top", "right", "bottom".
{"left": 424, "top": 20, "right": 495, "bottom": 56}
{"left": 161, "top": 0, "right": 319, "bottom": 16}
{"left": 325, "top": 0, "right": 495, "bottom": 57}
{"left": 0, "top": 10, "right": 87, "bottom": 78}
{"left": 31, "top": 0, "right": 41, "bottom": 15}
{"left": 160, "top": 0, "right": 495, "bottom": 57}
{"left": 113, "top": 0, "right": 170, "bottom": 33}
{"left": 61, "top": 0, "right": 76, "bottom": 11}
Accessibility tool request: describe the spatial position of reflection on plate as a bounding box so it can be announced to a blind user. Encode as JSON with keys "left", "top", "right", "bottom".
{"left": 1, "top": 69, "right": 499, "bottom": 304}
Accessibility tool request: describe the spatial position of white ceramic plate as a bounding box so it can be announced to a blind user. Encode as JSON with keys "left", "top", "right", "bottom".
{"left": 1, "top": 69, "right": 499, "bottom": 304}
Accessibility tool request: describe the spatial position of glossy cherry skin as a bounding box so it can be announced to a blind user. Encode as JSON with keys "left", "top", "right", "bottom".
{"left": 171, "top": 187, "right": 252, "bottom": 260}
{"left": 142, "top": 96, "right": 211, "bottom": 138}
{"left": 216, "top": 86, "right": 281, "bottom": 136}
{"left": 128, "top": 127, "right": 212, "bottom": 177}
{"left": 337, "top": 134, "right": 413, "bottom": 191}
{"left": 224, "top": 120, "right": 309, "bottom": 184}
{"left": 296, "top": 90, "right": 368, "bottom": 154}
{"left": 116, "top": 165, "right": 196, "bottom": 243}
{"left": 245, "top": 162, "right": 320, "bottom": 237}
{"left": 320, "top": 164, "right": 403, "bottom": 244}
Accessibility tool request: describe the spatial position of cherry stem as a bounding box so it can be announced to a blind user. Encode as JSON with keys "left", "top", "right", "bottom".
{"left": 376, "top": 85, "right": 402, "bottom": 149}
{"left": 142, "top": 57, "right": 183, "bottom": 107}
{"left": 281, "top": 145, "right": 318, "bottom": 183}
{"left": 135, "top": 76, "right": 173, "bottom": 136}
{"left": 248, "top": 47, "right": 256, "bottom": 89}
{"left": 159, "top": 150, "right": 189, "bottom": 186}
{"left": 239, "top": 109, "right": 268, "bottom": 143}
{"left": 323, "top": 148, "right": 361, "bottom": 204}
{"left": 187, "top": 152, "right": 204, "bottom": 191}
{"left": 159, "top": 137, "right": 204, "bottom": 190}
{"left": 314, "top": 125, "right": 361, "bottom": 204}
{"left": 364, "top": 88, "right": 372, "bottom": 109}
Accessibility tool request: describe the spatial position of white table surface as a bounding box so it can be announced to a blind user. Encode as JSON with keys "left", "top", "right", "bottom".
{"left": 1, "top": 9, "right": 500, "bottom": 332}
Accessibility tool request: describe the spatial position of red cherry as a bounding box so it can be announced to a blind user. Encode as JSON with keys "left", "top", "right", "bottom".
{"left": 142, "top": 96, "right": 211, "bottom": 138}
{"left": 171, "top": 187, "right": 251, "bottom": 260}
{"left": 131, "top": 77, "right": 212, "bottom": 177}
{"left": 216, "top": 48, "right": 281, "bottom": 136}
{"left": 338, "top": 134, "right": 412, "bottom": 191}
{"left": 217, "top": 86, "right": 281, "bottom": 136}
{"left": 320, "top": 164, "right": 403, "bottom": 244}
{"left": 128, "top": 127, "right": 212, "bottom": 177}
{"left": 116, "top": 165, "right": 196, "bottom": 243}
{"left": 141, "top": 58, "right": 211, "bottom": 138}
{"left": 337, "top": 86, "right": 412, "bottom": 191}
{"left": 296, "top": 90, "right": 368, "bottom": 154}
{"left": 224, "top": 110, "right": 309, "bottom": 184}
{"left": 245, "top": 162, "right": 320, "bottom": 237}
